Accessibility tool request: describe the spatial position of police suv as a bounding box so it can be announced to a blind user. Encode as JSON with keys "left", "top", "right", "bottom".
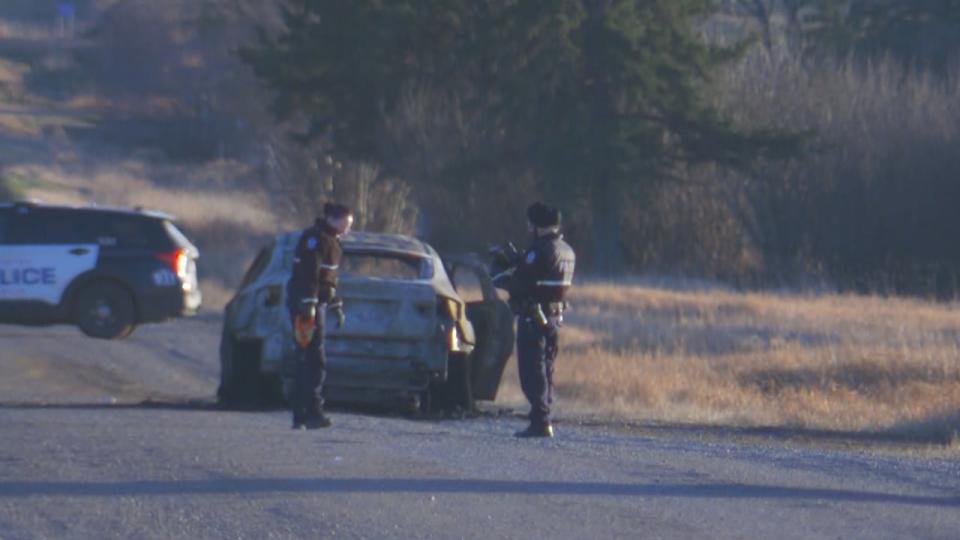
{"left": 0, "top": 201, "right": 201, "bottom": 339}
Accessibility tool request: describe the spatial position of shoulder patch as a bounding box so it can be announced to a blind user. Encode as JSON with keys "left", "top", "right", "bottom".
{"left": 526, "top": 251, "right": 537, "bottom": 264}
{"left": 306, "top": 236, "right": 318, "bottom": 250}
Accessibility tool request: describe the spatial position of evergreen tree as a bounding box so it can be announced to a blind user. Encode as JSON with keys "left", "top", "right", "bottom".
{"left": 243, "top": 0, "right": 795, "bottom": 272}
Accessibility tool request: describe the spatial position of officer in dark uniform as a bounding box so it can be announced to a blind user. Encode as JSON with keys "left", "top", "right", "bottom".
{"left": 286, "top": 203, "right": 353, "bottom": 429}
{"left": 503, "top": 202, "right": 576, "bottom": 438}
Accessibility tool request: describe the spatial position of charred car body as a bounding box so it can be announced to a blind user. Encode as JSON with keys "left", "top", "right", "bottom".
{"left": 218, "top": 231, "right": 514, "bottom": 411}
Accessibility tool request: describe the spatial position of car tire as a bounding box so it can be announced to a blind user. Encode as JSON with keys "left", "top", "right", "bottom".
{"left": 73, "top": 282, "right": 137, "bottom": 340}
{"left": 418, "top": 386, "right": 433, "bottom": 415}
{"left": 216, "top": 326, "right": 237, "bottom": 404}
{"left": 429, "top": 352, "right": 475, "bottom": 414}
{"left": 259, "top": 374, "right": 285, "bottom": 408}
{"left": 218, "top": 333, "right": 284, "bottom": 410}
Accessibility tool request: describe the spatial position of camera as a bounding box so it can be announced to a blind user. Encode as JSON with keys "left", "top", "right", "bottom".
{"left": 488, "top": 242, "right": 521, "bottom": 277}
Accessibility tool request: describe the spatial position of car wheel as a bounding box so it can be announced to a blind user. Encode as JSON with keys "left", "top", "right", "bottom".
{"left": 259, "top": 374, "right": 285, "bottom": 408}
{"left": 216, "top": 326, "right": 236, "bottom": 404}
{"left": 218, "top": 333, "right": 284, "bottom": 410}
{"left": 429, "top": 352, "right": 475, "bottom": 414}
{"left": 418, "top": 386, "right": 433, "bottom": 415}
{"left": 73, "top": 282, "right": 137, "bottom": 340}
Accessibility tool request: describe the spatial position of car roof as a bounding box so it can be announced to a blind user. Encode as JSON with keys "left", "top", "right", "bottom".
{"left": 278, "top": 230, "right": 434, "bottom": 258}
{"left": 0, "top": 200, "right": 175, "bottom": 221}
{"left": 341, "top": 232, "right": 434, "bottom": 258}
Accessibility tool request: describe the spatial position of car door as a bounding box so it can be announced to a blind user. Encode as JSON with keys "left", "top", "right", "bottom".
{"left": 1, "top": 207, "right": 100, "bottom": 306}
{"left": 446, "top": 256, "right": 516, "bottom": 401}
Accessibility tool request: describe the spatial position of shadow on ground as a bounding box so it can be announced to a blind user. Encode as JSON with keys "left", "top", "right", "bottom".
{"left": 1, "top": 398, "right": 954, "bottom": 446}
{"left": 0, "top": 477, "right": 956, "bottom": 507}
{"left": 0, "top": 399, "right": 221, "bottom": 412}
{"left": 0, "top": 399, "right": 497, "bottom": 422}
{"left": 596, "top": 414, "right": 960, "bottom": 448}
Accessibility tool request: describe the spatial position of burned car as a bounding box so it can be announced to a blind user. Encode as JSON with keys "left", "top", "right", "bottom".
{"left": 217, "top": 231, "right": 514, "bottom": 412}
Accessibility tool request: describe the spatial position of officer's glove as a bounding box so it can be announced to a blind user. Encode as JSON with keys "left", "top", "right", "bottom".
{"left": 489, "top": 242, "right": 520, "bottom": 275}
{"left": 319, "top": 285, "right": 337, "bottom": 304}
{"left": 546, "top": 315, "right": 563, "bottom": 331}
{"left": 328, "top": 297, "right": 346, "bottom": 330}
{"left": 297, "top": 299, "right": 318, "bottom": 320}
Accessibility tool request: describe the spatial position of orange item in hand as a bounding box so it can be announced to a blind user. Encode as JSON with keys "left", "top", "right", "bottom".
{"left": 294, "top": 314, "right": 316, "bottom": 347}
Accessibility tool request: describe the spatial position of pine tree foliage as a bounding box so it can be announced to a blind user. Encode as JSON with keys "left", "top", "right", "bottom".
{"left": 242, "top": 0, "right": 798, "bottom": 270}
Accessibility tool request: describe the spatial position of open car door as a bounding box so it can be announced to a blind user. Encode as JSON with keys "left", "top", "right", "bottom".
{"left": 446, "top": 256, "right": 515, "bottom": 401}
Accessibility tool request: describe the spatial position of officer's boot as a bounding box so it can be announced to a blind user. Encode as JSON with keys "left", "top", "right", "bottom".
{"left": 514, "top": 422, "right": 554, "bottom": 438}
{"left": 292, "top": 406, "right": 306, "bottom": 430}
{"left": 303, "top": 411, "right": 333, "bottom": 429}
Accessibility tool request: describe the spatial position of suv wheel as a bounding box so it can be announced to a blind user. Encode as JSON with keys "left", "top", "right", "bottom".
{"left": 74, "top": 282, "right": 137, "bottom": 340}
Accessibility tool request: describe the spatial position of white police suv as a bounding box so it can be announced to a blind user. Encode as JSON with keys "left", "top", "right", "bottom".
{"left": 0, "top": 201, "right": 202, "bottom": 339}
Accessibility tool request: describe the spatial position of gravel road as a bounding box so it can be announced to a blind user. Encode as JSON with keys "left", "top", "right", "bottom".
{"left": 1, "top": 318, "right": 958, "bottom": 539}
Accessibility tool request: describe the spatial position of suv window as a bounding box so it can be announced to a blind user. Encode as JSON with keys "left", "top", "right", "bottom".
{"left": 84, "top": 213, "right": 171, "bottom": 250}
{"left": 240, "top": 244, "right": 274, "bottom": 288}
{"left": 7, "top": 208, "right": 88, "bottom": 244}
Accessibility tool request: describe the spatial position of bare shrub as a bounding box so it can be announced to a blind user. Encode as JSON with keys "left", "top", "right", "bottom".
{"left": 645, "top": 47, "right": 960, "bottom": 292}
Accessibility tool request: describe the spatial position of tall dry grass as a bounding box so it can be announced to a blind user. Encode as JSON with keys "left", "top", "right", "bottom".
{"left": 496, "top": 282, "right": 960, "bottom": 440}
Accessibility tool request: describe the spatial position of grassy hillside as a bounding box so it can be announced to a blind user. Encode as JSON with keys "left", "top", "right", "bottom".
{"left": 0, "top": 1, "right": 290, "bottom": 307}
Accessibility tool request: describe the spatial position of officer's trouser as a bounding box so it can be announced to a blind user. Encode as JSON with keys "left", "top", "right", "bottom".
{"left": 290, "top": 306, "right": 327, "bottom": 422}
{"left": 517, "top": 316, "right": 559, "bottom": 428}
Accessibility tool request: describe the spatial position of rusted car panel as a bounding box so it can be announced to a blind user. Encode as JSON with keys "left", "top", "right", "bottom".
{"left": 219, "top": 231, "right": 511, "bottom": 409}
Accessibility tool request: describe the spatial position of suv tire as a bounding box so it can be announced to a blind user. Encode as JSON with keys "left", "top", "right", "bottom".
{"left": 73, "top": 282, "right": 137, "bottom": 340}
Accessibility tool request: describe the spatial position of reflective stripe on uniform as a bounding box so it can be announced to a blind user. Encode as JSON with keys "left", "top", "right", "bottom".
{"left": 318, "top": 264, "right": 339, "bottom": 270}
{"left": 537, "top": 280, "right": 572, "bottom": 287}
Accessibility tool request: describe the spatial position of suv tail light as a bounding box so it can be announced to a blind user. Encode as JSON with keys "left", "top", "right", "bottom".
{"left": 155, "top": 248, "right": 189, "bottom": 278}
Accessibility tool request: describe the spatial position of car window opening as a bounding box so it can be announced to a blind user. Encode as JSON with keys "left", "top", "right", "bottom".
{"left": 340, "top": 253, "right": 430, "bottom": 280}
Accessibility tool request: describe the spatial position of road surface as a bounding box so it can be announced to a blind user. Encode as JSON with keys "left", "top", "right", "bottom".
{"left": 0, "top": 318, "right": 958, "bottom": 539}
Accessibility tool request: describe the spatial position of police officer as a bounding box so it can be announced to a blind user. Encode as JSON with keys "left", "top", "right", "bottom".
{"left": 286, "top": 203, "right": 354, "bottom": 429}
{"left": 507, "top": 202, "right": 576, "bottom": 438}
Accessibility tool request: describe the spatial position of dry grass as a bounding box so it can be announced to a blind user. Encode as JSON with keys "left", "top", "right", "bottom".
{"left": 496, "top": 283, "right": 960, "bottom": 441}
{"left": 7, "top": 161, "right": 283, "bottom": 232}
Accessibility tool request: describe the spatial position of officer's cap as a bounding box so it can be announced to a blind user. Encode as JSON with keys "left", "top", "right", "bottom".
{"left": 527, "top": 202, "right": 561, "bottom": 228}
